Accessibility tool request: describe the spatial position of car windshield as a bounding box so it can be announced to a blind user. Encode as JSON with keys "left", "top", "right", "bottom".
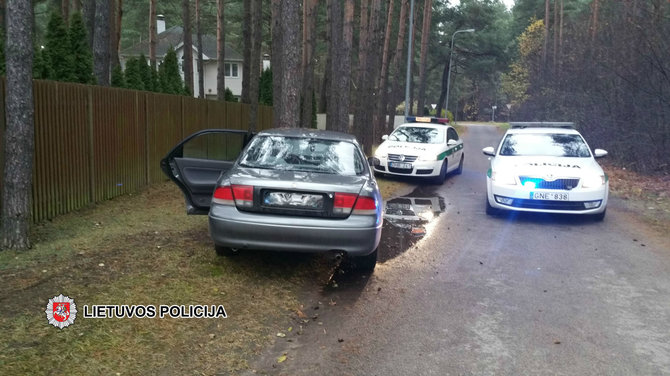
{"left": 499, "top": 133, "right": 592, "bottom": 157}
{"left": 390, "top": 126, "right": 444, "bottom": 144}
{"left": 239, "top": 136, "right": 365, "bottom": 175}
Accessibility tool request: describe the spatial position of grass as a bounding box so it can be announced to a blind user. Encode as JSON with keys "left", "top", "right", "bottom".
{"left": 0, "top": 177, "right": 412, "bottom": 375}
{"left": 0, "top": 183, "right": 325, "bottom": 375}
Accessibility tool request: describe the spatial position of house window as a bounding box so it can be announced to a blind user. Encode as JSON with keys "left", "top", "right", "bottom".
{"left": 224, "top": 63, "right": 239, "bottom": 78}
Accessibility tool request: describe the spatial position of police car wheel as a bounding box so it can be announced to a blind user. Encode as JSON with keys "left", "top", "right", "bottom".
{"left": 591, "top": 209, "right": 606, "bottom": 221}
{"left": 485, "top": 198, "right": 500, "bottom": 216}
{"left": 434, "top": 160, "right": 448, "bottom": 184}
{"left": 215, "top": 245, "right": 239, "bottom": 257}
{"left": 455, "top": 156, "right": 464, "bottom": 175}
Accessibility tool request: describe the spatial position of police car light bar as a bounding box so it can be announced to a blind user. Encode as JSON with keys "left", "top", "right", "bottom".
{"left": 406, "top": 116, "right": 449, "bottom": 124}
{"left": 509, "top": 122, "right": 575, "bottom": 129}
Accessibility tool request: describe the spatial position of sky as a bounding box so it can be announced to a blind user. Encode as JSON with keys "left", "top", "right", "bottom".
{"left": 448, "top": 0, "right": 515, "bottom": 10}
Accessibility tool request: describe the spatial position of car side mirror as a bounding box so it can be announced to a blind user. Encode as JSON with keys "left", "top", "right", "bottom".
{"left": 367, "top": 156, "right": 374, "bottom": 166}
{"left": 482, "top": 147, "right": 495, "bottom": 156}
{"left": 594, "top": 149, "right": 608, "bottom": 158}
{"left": 447, "top": 139, "right": 458, "bottom": 146}
{"left": 381, "top": 135, "right": 389, "bottom": 141}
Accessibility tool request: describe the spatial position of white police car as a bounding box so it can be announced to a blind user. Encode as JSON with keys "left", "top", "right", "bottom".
{"left": 372, "top": 117, "right": 464, "bottom": 183}
{"left": 483, "top": 122, "right": 609, "bottom": 220}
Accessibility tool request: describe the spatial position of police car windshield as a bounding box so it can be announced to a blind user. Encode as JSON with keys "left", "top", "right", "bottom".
{"left": 499, "top": 133, "right": 591, "bottom": 157}
{"left": 390, "top": 126, "right": 444, "bottom": 144}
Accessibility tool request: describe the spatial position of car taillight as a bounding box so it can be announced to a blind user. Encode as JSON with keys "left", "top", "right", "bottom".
{"left": 352, "top": 196, "right": 377, "bottom": 215}
{"left": 333, "top": 193, "right": 357, "bottom": 215}
{"left": 212, "top": 186, "right": 235, "bottom": 206}
{"left": 232, "top": 185, "right": 254, "bottom": 208}
{"left": 333, "top": 193, "right": 377, "bottom": 216}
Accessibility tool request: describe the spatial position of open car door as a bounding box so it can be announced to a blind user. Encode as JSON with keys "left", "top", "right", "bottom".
{"left": 161, "top": 129, "right": 253, "bottom": 214}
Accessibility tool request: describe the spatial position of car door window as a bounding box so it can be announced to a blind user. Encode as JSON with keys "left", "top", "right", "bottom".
{"left": 182, "top": 132, "right": 246, "bottom": 161}
{"left": 447, "top": 128, "right": 459, "bottom": 142}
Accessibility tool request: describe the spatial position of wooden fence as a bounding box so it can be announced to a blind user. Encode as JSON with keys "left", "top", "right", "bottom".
{"left": 0, "top": 79, "right": 273, "bottom": 223}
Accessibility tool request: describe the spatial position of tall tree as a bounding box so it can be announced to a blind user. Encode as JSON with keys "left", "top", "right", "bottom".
{"left": 109, "top": 0, "right": 122, "bottom": 69}
{"left": 375, "top": 0, "right": 394, "bottom": 138}
{"left": 385, "top": 0, "right": 409, "bottom": 130}
{"left": 62, "top": 0, "right": 70, "bottom": 26}
{"left": 93, "top": 0, "right": 110, "bottom": 85}
{"left": 241, "top": 0, "right": 251, "bottom": 103}
{"left": 2, "top": 0, "right": 34, "bottom": 250}
{"left": 216, "top": 0, "right": 225, "bottom": 100}
{"left": 274, "top": 0, "right": 301, "bottom": 127}
{"left": 149, "top": 0, "right": 157, "bottom": 69}
{"left": 353, "top": 0, "right": 372, "bottom": 151}
{"left": 318, "top": 0, "right": 332, "bottom": 113}
{"left": 337, "top": 0, "right": 354, "bottom": 131}
{"left": 69, "top": 11, "right": 95, "bottom": 84}
{"left": 270, "top": 0, "right": 283, "bottom": 123}
{"left": 182, "top": 0, "right": 194, "bottom": 95}
{"left": 248, "top": 0, "right": 262, "bottom": 131}
{"left": 542, "top": 0, "right": 549, "bottom": 68}
{"left": 44, "top": 12, "right": 74, "bottom": 81}
{"left": 301, "top": 0, "right": 318, "bottom": 128}
{"left": 83, "top": 0, "right": 95, "bottom": 51}
{"left": 417, "top": 0, "right": 432, "bottom": 115}
{"left": 196, "top": 0, "right": 204, "bottom": 98}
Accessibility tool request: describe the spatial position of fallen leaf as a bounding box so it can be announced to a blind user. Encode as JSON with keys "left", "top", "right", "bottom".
{"left": 277, "top": 354, "right": 287, "bottom": 363}
{"left": 276, "top": 332, "right": 286, "bottom": 338}
{"left": 296, "top": 309, "right": 307, "bottom": 318}
{"left": 287, "top": 327, "right": 293, "bottom": 332}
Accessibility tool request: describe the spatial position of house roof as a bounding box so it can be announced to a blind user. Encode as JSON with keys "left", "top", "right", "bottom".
{"left": 121, "top": 26, "right": 243, "bottom": 61}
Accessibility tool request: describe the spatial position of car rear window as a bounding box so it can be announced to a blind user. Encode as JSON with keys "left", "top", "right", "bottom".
{"left": 390, "top": 126, "right": 444, "bottom": 144}
{"left": 499, "top": 133, "right": 592, "bottom": 157}
{"left": 239, "top": 136, "right": 365, "bottom": 175}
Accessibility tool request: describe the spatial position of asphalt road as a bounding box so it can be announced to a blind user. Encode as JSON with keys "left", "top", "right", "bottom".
{"left": 247, "top": 123, "right": 670, "bottom": 376}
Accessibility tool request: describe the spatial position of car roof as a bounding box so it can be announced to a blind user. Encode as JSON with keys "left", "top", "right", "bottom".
{"left": 396, "top": 122, "right": 451, "bottom": 130}
{"left": 505, "top": 127, "right": 581, "bottom": 135}
{"left": 257, "top": 128, "right": 359, "bottom": 143}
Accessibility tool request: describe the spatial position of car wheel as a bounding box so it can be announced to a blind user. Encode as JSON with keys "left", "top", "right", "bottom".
{"left": 455, "top": 155, "right": 464, "bottom": 175}
{"left": 215, "top": 245, "right": 239, "bottom": 257}
{"left": 351, "top": 248, "right": 377, "bottom": 272}
{"left": 485, "top": 198, "right": 499, "bottom": 216}
{"left": 434, "top": 160, "right": 448, "bottom": 184}
{"left": 592, "top": 208, "right": 606, "bottom": 221}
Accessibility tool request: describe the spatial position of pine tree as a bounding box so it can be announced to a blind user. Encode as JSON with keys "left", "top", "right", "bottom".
{"left": 158, "top": 47, "right": 185, "bottom": 95}
{"left": 137, "top": 54, "right": 152, "bottom": 91}
{"left": 68, "top": 12, "right": 95, "bottom": 84}
{"left": 111, "top": 64, "right": 125, "bottom": 87}
{"left": 124, "top": 57, "right": 143, "bottom": 90}
{"left": 45, "top": 12, "right": 75, "bottom": 81}
{"left": 33, "top": 47, "right": 51, "bottom": 79}
{"left": 150, "top": 67, "right": 161, "bottom": 93}
{"left": 258, "top": 68, "right": 272, "bottom": 105}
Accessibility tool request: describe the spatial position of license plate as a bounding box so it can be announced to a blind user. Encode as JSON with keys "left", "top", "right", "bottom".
{"left": 263, "top": 191, "right": 324, "bottom": 209}
{"left": 531, "top": 192, "right": 569, "bottom": 201}
{"left": 389, "top": 162, "right": 412, "bottom": 169}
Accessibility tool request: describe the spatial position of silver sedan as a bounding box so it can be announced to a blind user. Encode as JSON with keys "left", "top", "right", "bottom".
{"left": 161, "top": 128, "right": 382, "bottom": 270}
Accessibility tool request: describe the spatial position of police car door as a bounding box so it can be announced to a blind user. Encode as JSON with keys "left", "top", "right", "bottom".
{"left": 446, "top": 127, "right": 463, "bottom": 170}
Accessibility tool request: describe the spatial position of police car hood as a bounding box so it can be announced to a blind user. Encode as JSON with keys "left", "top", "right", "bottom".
{"left": 491, "top": 155, "right": 604, "bottom": 178}
{"left": 377, "top": 141, "right": 444, "bottom": 157}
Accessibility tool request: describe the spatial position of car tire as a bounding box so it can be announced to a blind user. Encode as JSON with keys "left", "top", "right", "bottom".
{"left": 592, "top": 208, "right": 606, "bottom": 221}
{"left": 455, "top": 155, "right": 464, "bottom": 175}
{"left": 215, "top": 245, "right": 239, "bottom": 257}
{"left": 351, "top": 248, "right": 377, "bottom": 272}
{"left": 434, "top": 160, "right": 448, "bottom": 184}
{"left": 485, "top": 198, "right": 500, "bottom": 216}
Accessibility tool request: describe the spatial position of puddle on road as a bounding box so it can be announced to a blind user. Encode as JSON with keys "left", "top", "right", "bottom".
{"left": 379, "top": 186, "right": 446, "bottom": 262}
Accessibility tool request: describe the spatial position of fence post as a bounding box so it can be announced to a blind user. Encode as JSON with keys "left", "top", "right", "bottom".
{"left": 87, "top": 86, "right": 95, "bottom": 203}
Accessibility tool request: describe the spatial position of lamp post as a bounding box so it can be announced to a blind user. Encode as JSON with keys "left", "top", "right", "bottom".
{"left": 444, "top": 28, "right": 475, "bottom": 117}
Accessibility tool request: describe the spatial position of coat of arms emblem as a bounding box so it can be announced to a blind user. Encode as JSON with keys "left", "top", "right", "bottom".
{"left": 45, "top": 294, "right": 77, "bottom": 329}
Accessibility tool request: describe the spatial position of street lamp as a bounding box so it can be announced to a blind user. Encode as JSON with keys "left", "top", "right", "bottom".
{"left": 444, "top": 28, "right": 475, "bottom": 117}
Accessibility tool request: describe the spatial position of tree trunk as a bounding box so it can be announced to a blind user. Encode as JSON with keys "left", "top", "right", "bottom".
{"left": 385, "top": 0, "right": 408, "bottom": 131}
{"left": 241, "top": 0, "right": 251, "bottom": 103}
{"left": 93, "top": 0, "right": 110, "bottom": 86}
{"left": 318, "top": 0, "right": 331, "bottom": 113}
{"left": 408, "top": 1, "right": 418, "bottom": 116}
{"left": 149, "top": 0, "right": 157, "bottom": 69}
{"left": 352, "top": 0, "right": 371, "bottom": 150}
{"left": 196, "top": 0, "right": 204, "bottom": 98}
{"left": 337, "top": 0, "right": 354, "bottom": 132}
{"left": 301, "top": 0, "right": 318, "bottom": 128}
{"left": 2, "top": 0, "right": 34, "bottom": 250}
{"left": 591, "top": 0, "right": 599, "bottom": 45}
{"left": 367, "top": 0, "right": 383, "bottom": 145}
{"left": 182, "top": 0, "right": 194, "bottom": 95}
{"left": 73, "top": 0, "right": 80, "bottom": 12}
{"left": 417, "top": 0, "right": 432, "bottom": 115}
{"left": 558, "top": 0, "right": 563, "bottom": 76}
{"left": 375, "top": 0, "right": 394, "bottom": 137}
{"left": 248, "top": 0, "right": 262, "bottom": 131}
{"left": 109, "top": 0, "right": 122, "bottom": 69}
{"left": 552, "top": 0, "right": 558, "bottom": 76}
{"left": 542, "top": 0, "right": 549, "bottom": 68}
{"left": 326, "top": 0, "right": 341, "bottom": 130}
{"left": 435, "top": 58, "right": 449, "bottom": 118}
{"left": 271, "top": 0, "right": 283, "bottom": 123}
{"left": 83, "top": 0, "right": 96, "bottom": 52}
{"left": 276, "top": 1, "right": 301, "bottom": 127}
{"left": 216, "top": 0, "right": 225, "bottom": 100}
{"left": 62, "top": 0, "right": 70, "bottom": 25}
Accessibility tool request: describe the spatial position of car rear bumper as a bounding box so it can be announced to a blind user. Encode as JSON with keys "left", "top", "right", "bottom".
{"left": 487, "top": 179, "right": 608, "bottom": 214}
{"left": 208, "top": 205, "right": 382, "bottom": 256}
